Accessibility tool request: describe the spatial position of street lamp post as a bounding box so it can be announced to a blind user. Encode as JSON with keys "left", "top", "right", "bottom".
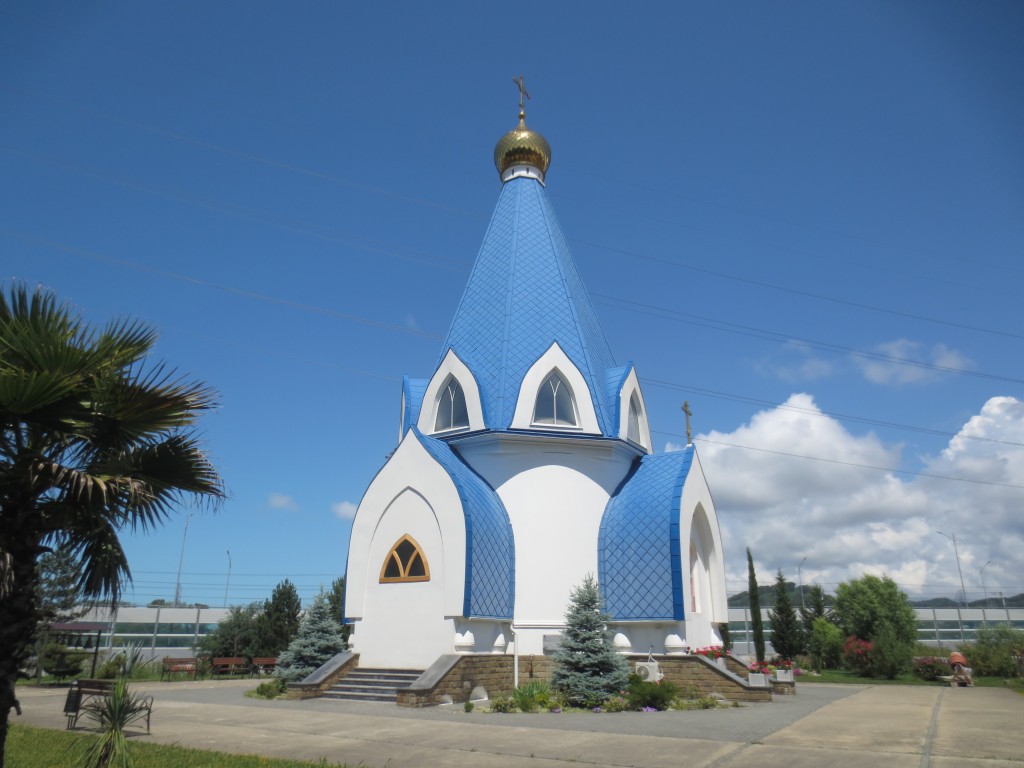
{"left": 798, "top": 556, "right": 807, "bottom": 611}
{"left": 173, "top": 513, "right": 193, "bottom": 607}
{"left": 224, "top": 549, "right": 232, "bottom": 608}
{"left": 935, "top": 530, "right": 968, "bottom": 608}
{"left": 980, "top": 560, "right": 993, "bottom": 624}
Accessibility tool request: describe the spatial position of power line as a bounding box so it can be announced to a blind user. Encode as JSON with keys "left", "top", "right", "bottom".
{"left": 653, "top": 431, "right": 1024, "bottom": 491}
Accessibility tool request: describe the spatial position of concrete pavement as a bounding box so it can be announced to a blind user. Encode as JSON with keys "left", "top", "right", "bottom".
{"left": 12, "top": 679, "right": 1024, "bottom": 767}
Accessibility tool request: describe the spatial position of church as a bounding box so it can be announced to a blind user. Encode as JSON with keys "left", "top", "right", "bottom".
{"left": 344, "top": 87, "right": 728, "bottom": 671}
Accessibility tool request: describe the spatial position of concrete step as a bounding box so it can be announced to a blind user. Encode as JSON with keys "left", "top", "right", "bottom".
{"left": 325, "top": 667, "right": 424, "bottom": 703}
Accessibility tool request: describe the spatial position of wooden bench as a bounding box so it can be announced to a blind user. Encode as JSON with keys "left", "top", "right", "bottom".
{"left": 160, "top": 657, "right": 200, "bottom": 681}
{"left": 250, "top": 657, "right": 278, "bottom": 676}
{"left": 210, "top": 657, "right": 250, "bottom": 677}
{"left": 63, "top": 679, "right": 152, "bottom": 732}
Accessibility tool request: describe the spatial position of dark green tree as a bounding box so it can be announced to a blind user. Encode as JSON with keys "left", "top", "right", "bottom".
{"left": 746, "top": 548, "right": 766, "bottom": 663}
{"left": 550, "top": 575, "right": 628, "bottom": 707}
{"left": 800, "top": 583, "right": 830, "bottom": 640}
{"left": 276, "top": 591, "right": 346, "bottom": 682}
{"left": 0, "top": 285, "right": 224, "bottom": 766}
{"left": 35, "top": 541, "right": 83, "bottom": 625}
{"left": 767, "top": 570, "right": 804, "bottom": 659}
{"left": 832, "top": 574, "right": 917, "bottom": 678}
{"left": 257, "top": 579, "right": 301, "bottom": 656}
{"left": 199, "top": 603, "right": 263, "bottom": 659}
{"left": 325, "top": 576, "right": 351, "bottom": 646}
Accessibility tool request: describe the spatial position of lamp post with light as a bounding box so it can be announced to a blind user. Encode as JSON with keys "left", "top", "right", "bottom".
{"left": 798, "top": 556, "right": 807, "bottom": 611}
{"left": 980, "top": 560, "right": 993, "bottom": 624}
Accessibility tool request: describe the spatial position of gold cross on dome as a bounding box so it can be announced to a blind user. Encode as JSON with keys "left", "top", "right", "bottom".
{"left": 513, "top": 74, "right": 531, "bottom": 114}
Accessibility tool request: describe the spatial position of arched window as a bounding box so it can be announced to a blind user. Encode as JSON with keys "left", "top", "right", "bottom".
{"left": 533, "top": 371, "right": 578, "bottom": 427}
{"left": 627, "top": 393, "right": 642, "bottom": 444}
{"left": 434, "top": 378, "right": 469, "bottom": 433}
{"left": 379, "top": 535, "right": 430, "bottom": 583}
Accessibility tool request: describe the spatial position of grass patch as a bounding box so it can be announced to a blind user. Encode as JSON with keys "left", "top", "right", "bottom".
{"left": 798, "top": 670, "right": 1022, "bottom": 689}
{"left": 7, "top": 724, "right": 363, "bottom": 768}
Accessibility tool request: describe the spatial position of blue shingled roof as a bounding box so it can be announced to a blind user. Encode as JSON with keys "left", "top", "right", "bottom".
{"left": 598, "top": 446, "right": 694, "bottom": 621}
{"left": 439, "top": 176, "right": 617, "bottom": 434}
{"left": 414, "top": 429, "right": 515, "bottom": 619}
{"left": 604, "top": 364, "right": 633, "bottom": 434}
{"left": 403, "top": 376, "right": 428, "bottom": 433}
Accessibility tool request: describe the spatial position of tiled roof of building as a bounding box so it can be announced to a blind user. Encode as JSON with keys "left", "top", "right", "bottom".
{"left": 439, "top": 176, "right": 617, "bottom": 434}
{"left": 598, "top": 446, "right": 694, "bottom": 621}
{"left": 415, "top": 429, "right": 515, "bottom": 619}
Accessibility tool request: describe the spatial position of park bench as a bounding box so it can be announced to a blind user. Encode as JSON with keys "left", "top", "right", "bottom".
{"left": 160, "top": 656, "right": 200, "bottom": 681}
{"left": 250, "top": 657, "right": 278, "bottom": 676}
{"left": 63, "top": 679, "right": 152, "bottom": 732}
{"left": 210, "top": 656, "right": 250, "bottom": 677}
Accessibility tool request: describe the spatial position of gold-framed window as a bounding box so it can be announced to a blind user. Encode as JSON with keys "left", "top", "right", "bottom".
{"left": 379, "top": 534, "right": 430, "bottom": 583}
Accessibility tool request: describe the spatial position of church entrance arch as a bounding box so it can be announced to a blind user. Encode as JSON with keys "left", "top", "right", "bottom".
{"left": 358, "top": 488, "right": 451, "bottom": 668}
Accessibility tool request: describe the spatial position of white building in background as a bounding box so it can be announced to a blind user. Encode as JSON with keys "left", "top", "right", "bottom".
{"left": 343, "top": 96, "right": 729, "bottom": 670}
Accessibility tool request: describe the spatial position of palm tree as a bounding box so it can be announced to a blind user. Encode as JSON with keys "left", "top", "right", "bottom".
{"left": 0, "top": 285, "right": 224, "bottom": 766}
{"left": 72, "top": 678, "right": 152, "bottom": 768}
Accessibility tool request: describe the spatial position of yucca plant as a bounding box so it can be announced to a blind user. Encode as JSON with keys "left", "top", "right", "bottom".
{"left": 73, "top": 678, "right": 152, "bottom": 768}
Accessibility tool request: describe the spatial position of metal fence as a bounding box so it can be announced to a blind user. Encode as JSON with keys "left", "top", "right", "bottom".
{"left": 727, "top": 606, "right": 1024, "bottom": 656}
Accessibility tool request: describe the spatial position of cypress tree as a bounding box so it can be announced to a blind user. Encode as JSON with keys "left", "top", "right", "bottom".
{"left": 747, "top": 548, "right": 766, "bottom": 663}
{"left": 550, "top": 575, "right": 628, "bottom": 707}
{"left": 767, "top": 570, "right": 805, "bottom": 659}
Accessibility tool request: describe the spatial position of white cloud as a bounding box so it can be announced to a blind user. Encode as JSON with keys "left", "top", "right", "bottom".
{"left": 700, "top": 395, "right": 1024, "bottom": 600}
{"left": 332, "top": 500, "right": 358, "bottom": 520}
{"left": 268, "top": 493, "right": 299, "bottom": 513}
{"left": 664, "top": 440, "right": 685, "bottom": 453}
{"left": 755, "top": 341, "right": 835, "bottom": 383}
{"left": 855, "top": 339, "right": 973, "bottom": 385}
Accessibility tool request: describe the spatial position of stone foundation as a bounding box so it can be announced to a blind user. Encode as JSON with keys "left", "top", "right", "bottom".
{"left": 392, "top": 653, "right": 772, "bottom": 707}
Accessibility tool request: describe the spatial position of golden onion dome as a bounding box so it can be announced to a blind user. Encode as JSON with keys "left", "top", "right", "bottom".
{"left": 494, "top": 107, "right": 551, "bottom": 181}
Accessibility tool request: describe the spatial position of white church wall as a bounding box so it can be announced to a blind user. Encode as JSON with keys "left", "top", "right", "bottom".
{"left": 455, "top": 433, "right": 637, "bottom": 655}
{"left": 345, "top": 433, "right": 468, "bottom": 668}
{"left": 678, "top": 450, "right": 728, "bottom": 648}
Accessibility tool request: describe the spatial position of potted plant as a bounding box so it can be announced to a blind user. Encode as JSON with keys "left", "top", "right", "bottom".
{"left": 774, "top": 658, "right": 795, "bottom": 682}
{"left": 748, "top": 660, "right": 770, "bottom": 687}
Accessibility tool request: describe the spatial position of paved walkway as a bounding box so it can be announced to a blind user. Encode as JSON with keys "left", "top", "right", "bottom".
{"left": 13, "top": 680, "right": 1024, "bottom": 767}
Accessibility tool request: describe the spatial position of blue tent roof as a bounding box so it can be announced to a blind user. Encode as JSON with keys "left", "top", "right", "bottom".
{"left": 415, "top": 429, "right": 515, "bottom": 619}
{"left": 439, "top": 176, "right": 617, "bottom": 434}
{"left": 598, "top": 446, "right": 694, "bottom": 621}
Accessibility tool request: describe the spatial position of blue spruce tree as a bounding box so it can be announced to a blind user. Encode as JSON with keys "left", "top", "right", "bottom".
{"left": 550, "top": 575, "right": 628, "bottom": 707}
{"left": 276, "top": 591, "right": 346, "bottom": 682}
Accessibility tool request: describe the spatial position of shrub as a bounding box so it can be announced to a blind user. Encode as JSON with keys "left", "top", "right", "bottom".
{"left": 870, "top": 621, "right": 914, "bottom": 679}
{"left": 961, "top": 625, "right": 1024, "bottom": 677}
{"left": 463, "top": 700, "right": 474, "bottom": 713}
{"left": 602, "top": 695, "right": 629, "bottom": 712}
{"left": 912, "top": 657, "right": 951, "bottom": 681}
{"left": 40, "top": 643, "right": 86, "bottom": 678}
{"left": 625, "top": 674, "right": 678, "bottom": 711}
{"left": 511, "top": 681, "right": 552, "bottom": 713}
{"left": 489, "top": 695, "right": 516, "bottom": 713}
{"left": 253, "top": 678, "right": 287, "bottom": 699}
{"left": 809, "top": 618, "right": 843, "bottom": 670}
{"left": 842, "top": 636, "right": 874, "bottom": 676}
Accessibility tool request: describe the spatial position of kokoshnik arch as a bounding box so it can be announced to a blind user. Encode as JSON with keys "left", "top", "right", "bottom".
{"left": 344, "top": 86, "right": 728, "bottom": 670}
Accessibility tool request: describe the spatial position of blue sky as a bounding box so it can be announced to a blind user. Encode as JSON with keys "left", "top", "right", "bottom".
{"left": 3, "top": 2, "right": 1022, "bottom": 606}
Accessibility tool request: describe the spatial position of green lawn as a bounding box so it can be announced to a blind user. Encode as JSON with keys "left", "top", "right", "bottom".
{"left": 797, "top": 669, "right": 1024, "bottom": 692}
{"left": 6, "top": 725, "right": 361, "bottom": 768}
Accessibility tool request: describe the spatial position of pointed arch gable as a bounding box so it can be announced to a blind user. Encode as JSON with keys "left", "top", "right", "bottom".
{"left": 417, "top": 349, "right": 486, "bottom": 435}
{"left": 615, "top": 367, "right": 652, "bottom": 452}
{"left": 510, "top": 342, "right": 601, "bottom": 433}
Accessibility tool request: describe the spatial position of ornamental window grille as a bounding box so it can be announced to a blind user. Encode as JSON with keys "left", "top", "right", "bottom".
{"left": 380, "top": 535, "right": 430, "bottom": 583}
{"left": 533, "top": 371, "right": 578, "bottom": 427}
{"left": 434, "top": 378, "right": 469, "bottom": 433}
{"left": 627, "top": 392, "right": 642, "bottom": 444}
